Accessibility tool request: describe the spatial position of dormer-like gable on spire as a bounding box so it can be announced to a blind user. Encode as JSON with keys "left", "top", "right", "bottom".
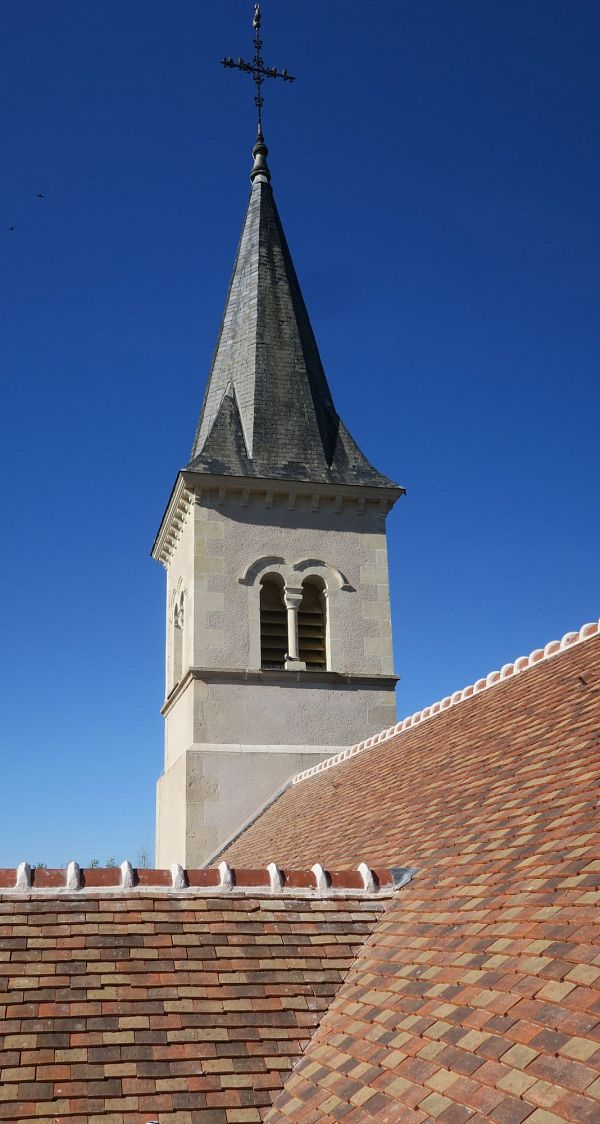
{"left": 188, "top": 139, "right": 399, "bottom": 491}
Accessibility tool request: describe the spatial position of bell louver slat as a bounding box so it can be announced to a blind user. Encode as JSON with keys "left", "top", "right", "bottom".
{"left": 298, "top": 582, "right": 326, "bottom": 670}
{"left": 260, "top": 579, "right": 287, "bottom": 668}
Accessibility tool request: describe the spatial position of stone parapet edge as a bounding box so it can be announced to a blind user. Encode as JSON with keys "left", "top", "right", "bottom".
{"left": 292, "top": 619, "right": 600, "bottom": 785}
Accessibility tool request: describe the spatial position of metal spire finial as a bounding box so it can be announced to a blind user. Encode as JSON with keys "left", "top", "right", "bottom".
{"left": 221, "top": 3, "right": 296, "bottom": 182}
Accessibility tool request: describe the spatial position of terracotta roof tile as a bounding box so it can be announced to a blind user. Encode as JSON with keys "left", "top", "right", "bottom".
{"left": 0, "top": 871, "right": 388, "bottom": 1120}
{"left": 251, "top": 630, "right": 600, "bottom": 1121}
{"left": 223, "top": 627, "right": 600, "bottom": 873}
{"left": 2, "top": 627, "right": 598, "bottom": 1120}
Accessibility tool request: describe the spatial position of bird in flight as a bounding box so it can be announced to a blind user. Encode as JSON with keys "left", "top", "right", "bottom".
{"left": 35, "top": 192, "right": 45, "bottom": 199}
{"left": 8, "top": 225, "right": 15, "bottom": 231}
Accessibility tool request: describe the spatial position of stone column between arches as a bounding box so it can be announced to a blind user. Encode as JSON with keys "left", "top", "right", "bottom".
{"left": 283, "top": 587, "right": 306, "bottom": 671}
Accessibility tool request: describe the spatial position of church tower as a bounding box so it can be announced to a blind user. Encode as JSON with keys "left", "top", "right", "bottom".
{"left": 152, "top": 22, "right": 403, "bottom": 867}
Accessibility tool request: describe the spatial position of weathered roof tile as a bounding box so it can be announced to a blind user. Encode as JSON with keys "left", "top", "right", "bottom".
{"left": 226, "top": 630, "right": 600, "bottom": 1122}
{"left": 0, "top": 873, "right": 389, "bottom": 1120}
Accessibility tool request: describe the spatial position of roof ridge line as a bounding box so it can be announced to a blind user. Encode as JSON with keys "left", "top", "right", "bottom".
{"left": 292, "top": 618, "right": 600, "bottom": 785}
{"left": 0, "top": 861, "right": 400, "bottom": 897}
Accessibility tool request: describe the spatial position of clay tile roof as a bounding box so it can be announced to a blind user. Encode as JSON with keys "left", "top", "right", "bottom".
{"left": 0, "top": 866, "right": 390, "bottom": 1122}
{"left": 218, "top": 625, "right": 600, "bottom": 1122}
{"left": 2, "top": 624, "right": 599, "bottom": 1122}
{"left": 221, "top": 622, "right": 600, "bottom": 871}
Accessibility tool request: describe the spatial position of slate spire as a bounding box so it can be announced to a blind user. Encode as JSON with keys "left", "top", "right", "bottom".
{"left": 188, "top": 135, "right": 397, "bottom": 490}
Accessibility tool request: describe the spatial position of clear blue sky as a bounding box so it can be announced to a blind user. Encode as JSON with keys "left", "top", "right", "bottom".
{"left": 1, "top": 1, "right": 598, "bottom": 866}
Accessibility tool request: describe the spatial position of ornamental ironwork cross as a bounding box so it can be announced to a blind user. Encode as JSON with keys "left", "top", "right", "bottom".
{"left": 221, "top": 4, "right": 296, "bottom": 133}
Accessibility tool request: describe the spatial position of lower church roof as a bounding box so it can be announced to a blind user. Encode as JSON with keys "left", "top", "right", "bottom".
{"left": 2, "top": 622, "right": 599, "bottom": 1122}
{"left": 228, "top": 623, "right": 600, "bottom": 1123}
{"left": 0, "top": 870, "right": 391, "bottom": 1122}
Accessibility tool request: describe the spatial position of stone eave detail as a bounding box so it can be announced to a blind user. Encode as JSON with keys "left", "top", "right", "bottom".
{"left": 152, "top": 470, "right": 404, "bottom": 568}
{"left": 151, "top": 473, "right": 194, "bottom": 567}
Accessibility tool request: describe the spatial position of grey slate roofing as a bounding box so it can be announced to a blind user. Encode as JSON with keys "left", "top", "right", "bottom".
{"left": 188, "top": 161, "right": 399, "bottom": 490}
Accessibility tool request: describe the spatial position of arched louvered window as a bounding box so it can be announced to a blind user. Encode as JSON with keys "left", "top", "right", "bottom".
{"left": 298, "top": 578, "right": 327, "bottom": 670}
{"left": 260, "top": 576, "right": 287, "bottom": 669}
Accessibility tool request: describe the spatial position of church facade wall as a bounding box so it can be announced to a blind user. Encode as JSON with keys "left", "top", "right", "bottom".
{"left": 157, "top": 486, "right": 398, "bottom": 867}
{"left": 157, "top": 745, "right": 334, "bottom": 869}
{"left": 163, "top": 678, "right": 396, "bottom": 773}
{"left": 188, "top": 491, "right": 395, "bottom": 676}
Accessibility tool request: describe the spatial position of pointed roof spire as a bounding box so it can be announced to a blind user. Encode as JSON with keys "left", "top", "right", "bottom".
{"left": 187, "top": 6, "right": 400, "bottom": 492}
{"left": 187, "top": 159, "right": 399, "bottom": 492}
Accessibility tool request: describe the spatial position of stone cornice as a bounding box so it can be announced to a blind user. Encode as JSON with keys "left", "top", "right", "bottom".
{"left": 182, "top": 470, "right": 404, "bottom": 509}
{"left": 151, "top": 474, "right": 194, "bottom": 567}
{"left": 161, "top": 666, "right": 399, "bottom": 715}
{"left": 153, "top": 469, "right": 404, "bottom": 567}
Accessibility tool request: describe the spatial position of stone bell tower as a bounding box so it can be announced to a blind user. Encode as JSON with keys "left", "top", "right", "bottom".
{"left": 152, "top": 127, "right": 403, "bottom": 866}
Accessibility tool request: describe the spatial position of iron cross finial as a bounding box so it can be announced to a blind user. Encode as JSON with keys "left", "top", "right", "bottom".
{"left": 221, "top": 2, "right": 296, "bottom": 138}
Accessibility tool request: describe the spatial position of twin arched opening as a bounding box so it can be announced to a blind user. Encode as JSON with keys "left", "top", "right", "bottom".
{"left": 259, "top": 574, "right": 327, "bottom": 671}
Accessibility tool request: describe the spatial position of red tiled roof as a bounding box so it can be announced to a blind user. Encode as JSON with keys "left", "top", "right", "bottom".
{"left": 0, "top": 869, "right": 390, "bottom": 1122}
{"left": 268, "top": 859, "right": 600, "bottom": 1122}
{"left": 221, "top": 627, "right": 600, "bottom": 872}
{"left": 2, "top": 626, "right": 599, "bottom": 1122}
{"left": 219, "top": 629, "right": 600, "bottom": 1123}
{"left": 288, "top": 622, "right": 599, "bottom": 790}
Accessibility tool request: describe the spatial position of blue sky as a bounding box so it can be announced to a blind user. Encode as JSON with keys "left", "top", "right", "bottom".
{"left": 1, "top": 1, "right": 598, "bottom": 866}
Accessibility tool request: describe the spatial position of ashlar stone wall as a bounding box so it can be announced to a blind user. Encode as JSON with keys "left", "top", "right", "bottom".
{"left": 157, "top": 482, "right": 398, "bottom": 866}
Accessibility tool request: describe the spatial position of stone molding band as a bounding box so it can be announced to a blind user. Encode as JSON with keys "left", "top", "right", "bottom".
{"left": 162, "top": 666, "right": 399, "bottom": 713}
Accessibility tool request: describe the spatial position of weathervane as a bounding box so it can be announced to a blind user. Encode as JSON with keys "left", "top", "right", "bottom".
{"left": 221, "top": 4, "right": 296, "bottom": 137}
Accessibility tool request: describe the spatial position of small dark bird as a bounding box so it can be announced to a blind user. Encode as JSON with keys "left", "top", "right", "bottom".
{"left": 35, "top": 192, "right": 44, "bottom": 199}
{"left": 8, "top": 225, "right": 15, "bottom": 231}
